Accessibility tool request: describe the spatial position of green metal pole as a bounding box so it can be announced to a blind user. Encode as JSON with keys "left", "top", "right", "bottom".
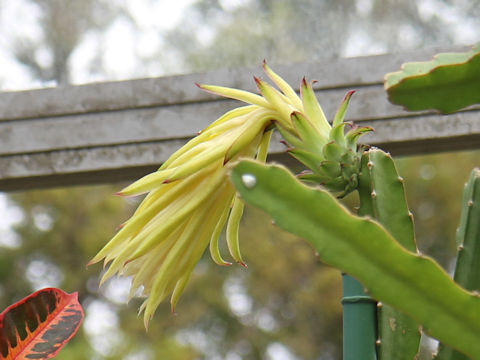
{"left": 342, "top": 273, "right": 378, "bottom": 360}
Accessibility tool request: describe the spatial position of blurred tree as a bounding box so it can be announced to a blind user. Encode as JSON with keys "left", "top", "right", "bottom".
{"left": 4, "top": 186, "right": 344, "bottom": 359}
{"left": 160, "top": 0, "right": 480, "bottom": 73}
{"left": 396, "top": 150, "right": 480, "bottom": 268}
{"left": 7, "top": 0, "right": 130, "bottom": 84}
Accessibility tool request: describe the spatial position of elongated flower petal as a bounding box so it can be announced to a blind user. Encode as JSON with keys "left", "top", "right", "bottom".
{"left": 262, "top": 61, "right": 303, "bottom": 110}
{"left": 198, "top": 83, "right": 272, "bottom": 108}
{"left": 300, "top": 78, "right": 330, "bottom": 134}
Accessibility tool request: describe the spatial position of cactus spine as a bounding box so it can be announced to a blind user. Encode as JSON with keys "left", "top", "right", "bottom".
{"left": 436, "top": 169, "right": 480, "bottom": 360}
{"left": 358, "top": 148, "right": 421, "bottom": 360}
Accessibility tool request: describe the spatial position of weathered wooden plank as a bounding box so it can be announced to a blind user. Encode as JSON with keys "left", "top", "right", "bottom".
{"left": 1, "top": 108, "right": 479, "bottom": 191}
{"left": 0, "top": 86, "right": 423, "bottom": 155}
{"left": 0, "top": 47, "right": 478, "bottom": 191}
{"left": 0, "top": 101, "right": 236, "bottom": 155}
{"left": 6, "top": 84, "right": 474, "bottom": 157}
{"left": 361, "top": 110, "right": 480, "bottom": 154}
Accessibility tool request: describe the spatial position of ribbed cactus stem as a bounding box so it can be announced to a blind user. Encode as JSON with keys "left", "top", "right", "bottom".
{"left": 436, "top": 168, "right": 480, "bottom": 360}
{"left": 358, "top": 148, "right": 421, "bottom": 360}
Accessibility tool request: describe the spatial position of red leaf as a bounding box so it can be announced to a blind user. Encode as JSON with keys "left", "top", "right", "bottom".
{"left": 0, "top": 288, "right": 84, "bottom": 359}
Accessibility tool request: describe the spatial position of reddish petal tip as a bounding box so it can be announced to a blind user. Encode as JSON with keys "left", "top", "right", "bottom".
{"left": 344, "top": 90, "right": 356, "bottom": 100}
{"left": 238, "top": 261, "right": 248, "bottom": 268}
{"left": 114, "top": 191, "right": 124, "bottom": 197}
{"left": 115, "top": 222, "right": 126, "bottom": 231}
{"left": 86, "top": 258, "right": 99, "bottom": 268}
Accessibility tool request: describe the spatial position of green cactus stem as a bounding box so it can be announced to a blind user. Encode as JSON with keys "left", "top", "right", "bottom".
{"left": 436, "top": 168, "right": 480, "bottom": 360}
{"left": 384, "top": 44, "right": 480, "bottom": 113}
{"left": 230, "top": 159, "right": 480, "bottom": 359}
{"left": 358, "top": 148, "right": 421, "bottom": 360}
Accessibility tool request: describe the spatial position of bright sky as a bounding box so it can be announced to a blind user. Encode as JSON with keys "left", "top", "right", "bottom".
{"left": 0, "top": 0, "right": 196, "bottom": 90}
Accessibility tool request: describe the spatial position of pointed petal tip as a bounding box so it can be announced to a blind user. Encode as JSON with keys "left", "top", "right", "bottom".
{"left": 238, "top": 261, "right": 248, "bottom": 268}
{"left": 115, "top": 222, "right": 126, "bottom": 231}
{"left": 98, "top": 276, "right": 109, "bottom": 288}
{"left": 223, "top": 155, "right": 230, "bottom": 165}
{"left": 262, "top": 59, "right": 270, "bottom": 71}
{"left": 280, "top": 140, "right": 290, "bottom": 147}
{"left": 87, "top": 255, "right": 102, "bottom": 268}
{"left": 290, "top": 110, "right": 302, "bottom": 119}
{"left": 144, "top": 320, "right": 150, "bottom": 332}
{"left": 344, "top": 90, "right": 356, "bottom": 100}
{"left": 115, "top": 189, "right": 144, "bottom": 198}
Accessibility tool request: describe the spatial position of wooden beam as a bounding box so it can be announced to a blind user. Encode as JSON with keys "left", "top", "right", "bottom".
{"left": 1, "top": 47, "right": 478, "bottom": 191}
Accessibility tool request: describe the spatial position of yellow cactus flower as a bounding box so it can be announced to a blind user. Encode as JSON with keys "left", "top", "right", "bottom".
{"left": 89, "top": 104, "right": 274, "bottom": 326}
{"left": 90, "top": 62, "right": 370, "bottom": 326}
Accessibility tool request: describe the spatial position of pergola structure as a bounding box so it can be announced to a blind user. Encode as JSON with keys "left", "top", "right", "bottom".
{"left": 1, "top": 47, "right": 478, "bottom": 192}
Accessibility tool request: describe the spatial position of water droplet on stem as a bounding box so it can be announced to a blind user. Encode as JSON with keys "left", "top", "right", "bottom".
{"left": 241, "top": 174, "right": 257, "bottom": 188}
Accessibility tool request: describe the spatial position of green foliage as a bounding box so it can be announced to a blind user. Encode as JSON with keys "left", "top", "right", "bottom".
{"left": 230, "top": 159, "right": 480, "bottom": 359}
{"left": 385, "top": 44, "right": 480, "bottom": 113}
{"left": 358, "top": 149, "right": 420, "bottom": 360}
